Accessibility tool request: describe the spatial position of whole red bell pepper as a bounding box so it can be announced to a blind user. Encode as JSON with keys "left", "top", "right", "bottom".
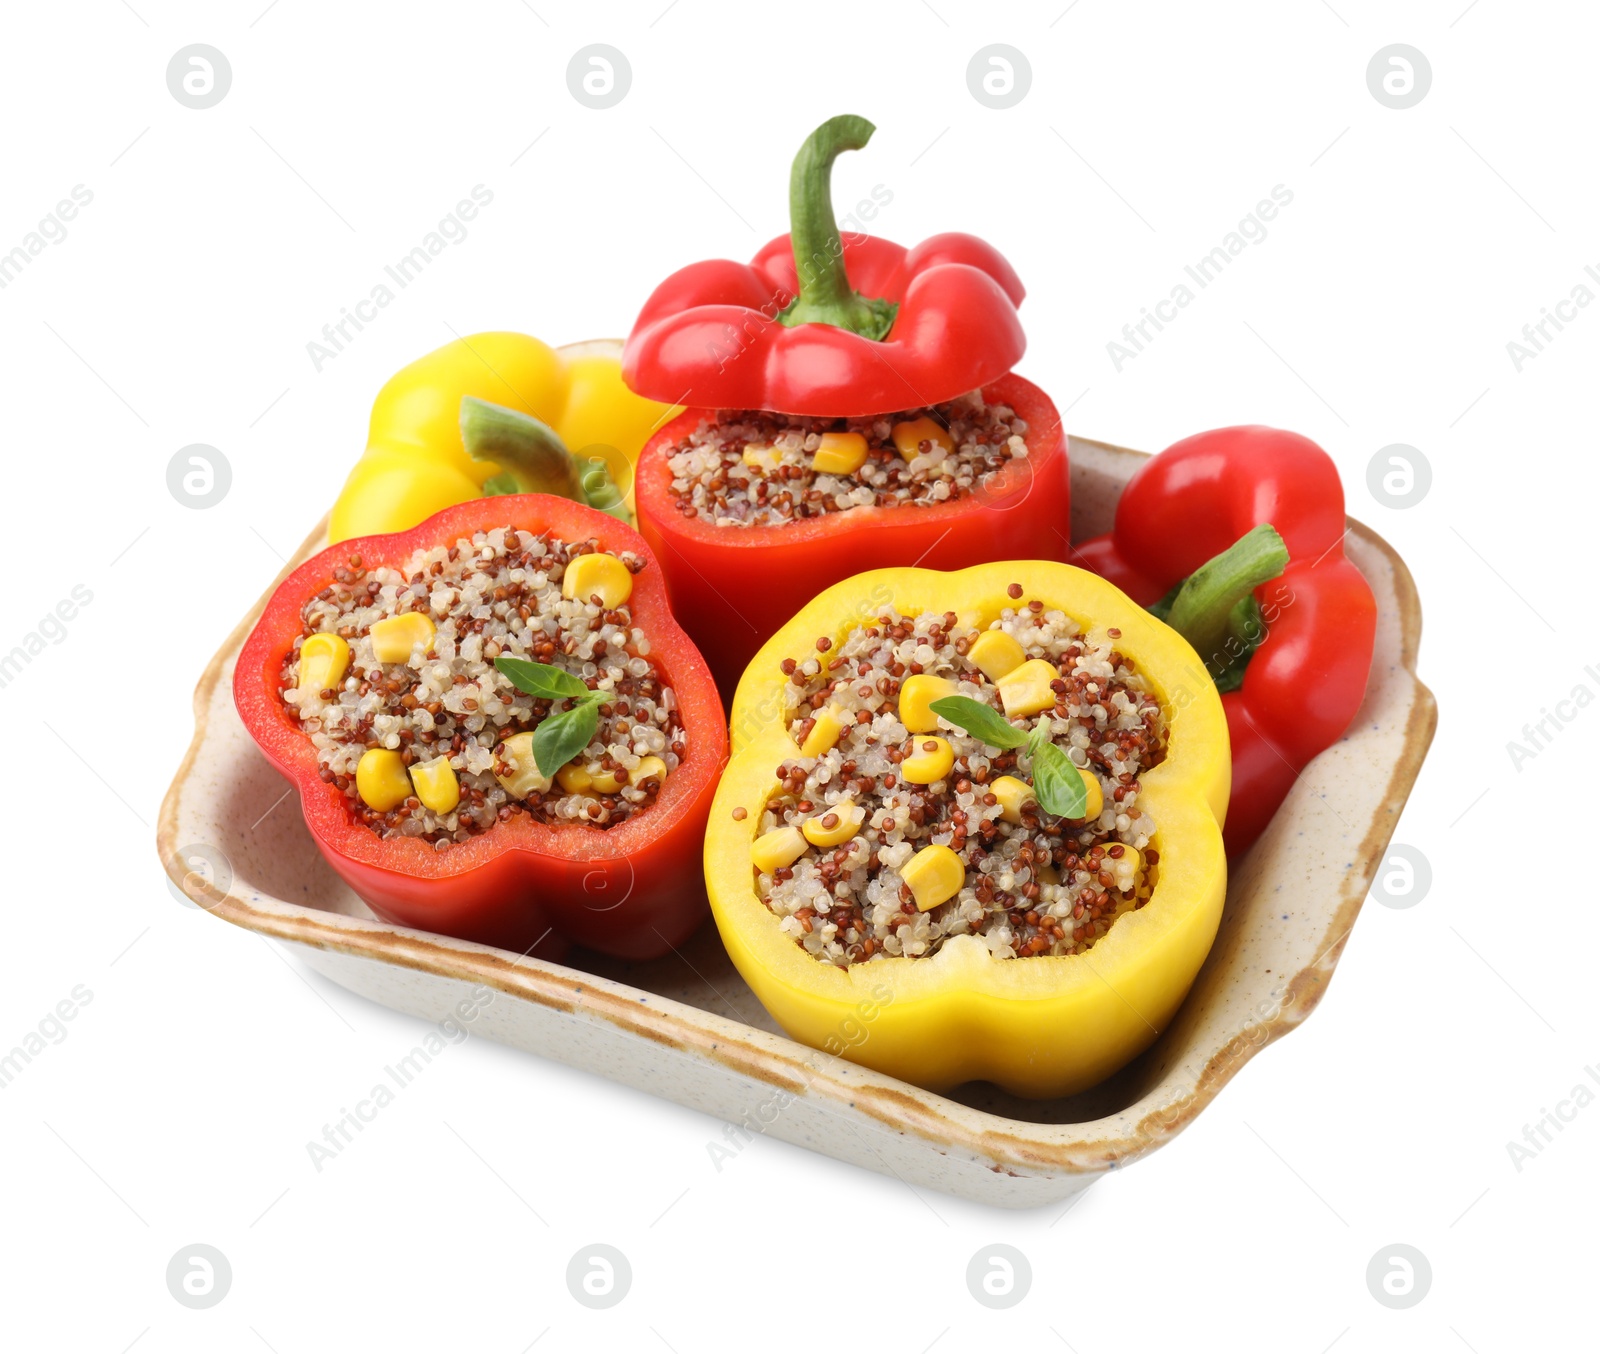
{"left": 623, "top": 114, "right": 1067, "bottom": 696}
{"left": 624, "top": 115, "right": 1025, "bottom": 417}
{"left": 233, "top": 495, "right": 727, "bottom": 961}
{"left": 1073, "top": 426, "right": 1377, "bottom": 856}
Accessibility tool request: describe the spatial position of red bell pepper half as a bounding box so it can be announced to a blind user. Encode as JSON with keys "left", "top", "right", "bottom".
{"left": 623, "top": 114, "right": 1027, "bottom": 416}
{"left": 1074, "top": 426, "right": 1378, "bottom": 856}
{"left": 634, "top": 373, "right": 1067, "bottom": 698}
{"left": 234, "top": 495, "right": 727, "bottom": 961}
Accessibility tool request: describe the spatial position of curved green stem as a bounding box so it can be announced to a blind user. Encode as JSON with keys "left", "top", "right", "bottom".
{"left": 1156, "top": 524, "right": 1289, "bottom": 682}
{"left": 778, "top": 115, "right": 897, "bottom": 340}
{"left": 462, "top": 397, "right": 635, "bottom": 523}
{"left": 462, "top": 397, "right": 585, "bottom": 500}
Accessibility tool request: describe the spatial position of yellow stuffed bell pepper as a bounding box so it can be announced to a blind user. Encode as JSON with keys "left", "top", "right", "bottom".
{"left": 329, "top": 334, "right": 676, "bottom": 543}
{"left": 706, "top": 560, "right": 1231, "bottom": 1098}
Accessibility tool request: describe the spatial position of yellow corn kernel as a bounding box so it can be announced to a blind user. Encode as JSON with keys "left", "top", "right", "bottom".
{"left": 558, "top": 762, "right": 622, "bottom": 796}
{"left": 355, "top": 748, "right": 411, "bottom": 812}
{"left": 1072, "top": 765, "right": 1105, "bottom": 822}
{"left": 752, "top": 825, "right": 808, "bottom": 875}
{"left": 902, "top": 843, "right": 965, "bottom": 912}
{"left": 556, "top": 763, "right": 593, "bottom": 795}
{"left": 561, "top": 552, "right": 633, "bottom": 609}
{"left": 495, "top": 732, "right": 551, "bottom": 799}
{"left": 629, "top": 755, "right": 668, "bottom": 788}
{"left": 811, "top": 431, "right": 869, "bottom": 475}
{"left": 891, "top": 416, "right": 954, "bottom": 460}
{"left": 369, "top": 611, "right": 436, "bottom": 664}
{"left": 898, "top": 674, "right": 956, "bottom": 734}
{"left": 408, "top": 755, "right": 460, "bottom": 814}
{"left": 743, "top": 443, "right": 782, "bottom": 472}
{"left": 997, "top": 658, "right": 1061, "bottom": 718}
{"left": 799, "top": 707, "right": 845, "bottom": 758}
{"left": 801, "top": 801, "right": 863, "bottom": 848}
{"left": 968, "top": 629, "right": 1026, "bottom": 683}
{"left": 298, "top": 632, "right": 351, "bottom": 693}
{"left": 991, "top": 775, "right": 1036, "bottom": 825}
{"left": 901, "top": 736, "right": 955, "bottom": 785}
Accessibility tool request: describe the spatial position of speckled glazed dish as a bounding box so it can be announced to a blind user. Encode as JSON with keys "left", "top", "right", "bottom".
{"left": 158, "top": 431, "right": 1436, "bottom": 1208}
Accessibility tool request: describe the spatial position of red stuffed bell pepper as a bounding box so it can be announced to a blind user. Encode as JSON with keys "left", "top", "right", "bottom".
{"left": 1073, "top": 426, "right": 1377, "bottom": 856}
{"left": 624, "top": 114, "right": 1068, "bottom": 697}
{"left": 234, "top": 495, "right": 726, "bottom": 961}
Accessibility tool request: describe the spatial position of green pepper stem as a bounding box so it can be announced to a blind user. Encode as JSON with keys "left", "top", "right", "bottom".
{"left": 1163, "top": 524, "right": 1289, "bottom": 670}
{"left": 779, "top": 115, "right": 898, "bottom": 341}
{"left": 461, "top": 396, "right": 584, "bottom": 501}
{"left": 578, "top": 458, "right": 631, "bottom": 524}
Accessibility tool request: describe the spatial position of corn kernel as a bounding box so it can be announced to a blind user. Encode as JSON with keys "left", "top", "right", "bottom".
{"left": 1072, "top": 765, "right": 1105, "bottom": 822}
{"left": 991, "top": 775, "right": 1035, "bottom": 825}
{"left": 298, "top": 632, "right": 351, "bottom": 693}
{"left": 743, "top": 443, "right": 782, "bottom": 473}
{"left": 801, "top": 801, "right": 863, "bottom": 848}
{"left": 902, "top": 843, "right": 965, "bottom": 912}
{"left": 891, "top": 416, "right": 953, "bottom": 460}
{"left": 355, "top": 748, "right": 411, "bottom": 812}
{"left": 408, "top": 755, "right": 460, "bottom": 814}
{"left": 968, "top": 629, "right": 1026, "bottom": 682}
{"left": 799, "top": 708, "right": 845, "bottom": 758}
{"left": 558, "top": 761, "right": 621, "bottom": 796}
{"left": 369, "top": 611, "right": 436, "bottom": 664}
{"left": 752, "top": 825, "right": 808, "bottom": 874}
{"left": 561, "top": 552, "right": 633, "bottom": 609}
{"left": 901, "top": 736, "right": 955, "bottom": 785}
{"left": 556, "top": 763, "right": 593, "bottom": 795}
{"left": 811, "top": 431, "right": 869, "bottom": 475}
{"left": 997, "top": 658, "right": 1061, "bottom": 718}
{"left": 495, "top": 732, "right": 552, "bottom": 799}
{"left": 629, "top": 755, "right": 668, "bottom": 788}
{"left": 898, "top": 674, "right": 956, "bottom": 734}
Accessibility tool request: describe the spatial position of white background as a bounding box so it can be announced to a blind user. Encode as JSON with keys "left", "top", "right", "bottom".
{"left": 1, "top": 1, "right": 1592, "bottom": 1350}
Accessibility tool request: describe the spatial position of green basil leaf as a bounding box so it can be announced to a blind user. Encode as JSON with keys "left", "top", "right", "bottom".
{"left": 532, "top": 702, "right": 599, "bottom": 778}
{"left": 494, "top": 656, "right": 593, "bottom": 702}
{"left": 927, "top": 695, "right": 1029, "bottom": 750}
{"left": 1030, "top": 739, "right": 1090, "bottom": 820}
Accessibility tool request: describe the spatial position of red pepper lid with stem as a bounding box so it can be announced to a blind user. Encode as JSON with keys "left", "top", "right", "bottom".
{"left": 623, "top": 114, "right": 1028, "bottom": 417}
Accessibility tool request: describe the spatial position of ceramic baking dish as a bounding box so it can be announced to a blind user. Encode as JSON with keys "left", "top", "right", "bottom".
{"left": 158, "top": 433, "right": 1435, "bottom": 1207}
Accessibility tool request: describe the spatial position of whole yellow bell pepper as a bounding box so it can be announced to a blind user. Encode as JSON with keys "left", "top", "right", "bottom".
{"left": 329, "top": 334, "right": 677, "bottom": 543}
{"left": 705, "top": 561, "right": 1231, "bottom": 1099}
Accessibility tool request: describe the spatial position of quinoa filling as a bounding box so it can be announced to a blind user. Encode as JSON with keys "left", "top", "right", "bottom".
{"left": 752, "top": 595, "right": 1167, "bottom": 966}
{"left": 666, "top": 389, "right": 1028, "bottom": 527}
{"left": 280, "top": 527, "right": 685, "bottom": 846}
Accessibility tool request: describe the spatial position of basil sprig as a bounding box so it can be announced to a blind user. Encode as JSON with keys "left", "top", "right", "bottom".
{"left": 1027, "top": 739, "right": 1090, "bottom": 820}
{"left": 494, "top": 657, "right": 603, "bottom": 776}
{"left": 928, "top": 694, "right": 1090, "bottom": 820}
{"left": 929, "top": 695, "right": 1028, "bottom": 750}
